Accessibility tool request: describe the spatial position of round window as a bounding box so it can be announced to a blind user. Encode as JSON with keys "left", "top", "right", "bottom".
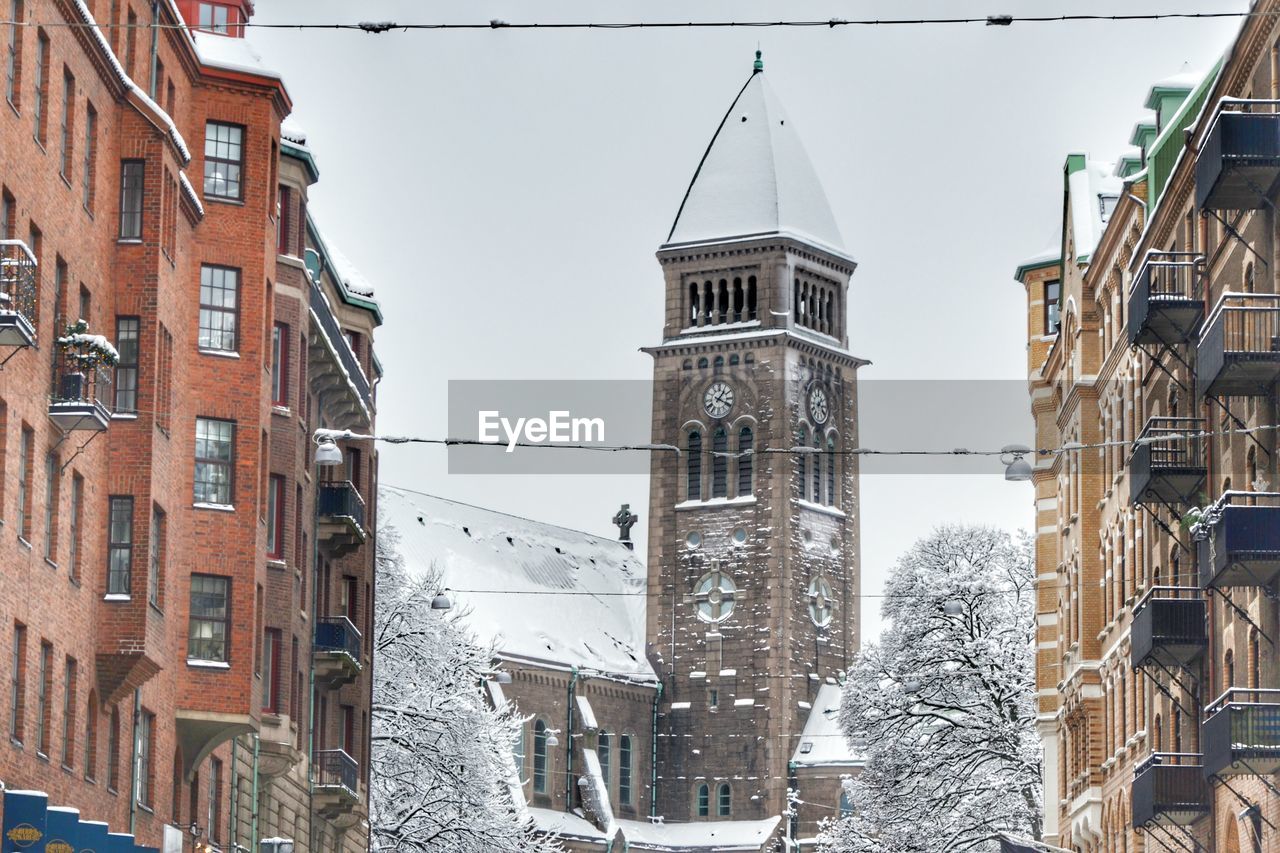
{"left": 808, "top": 576, "right": 834, "bottom": 627}
{"left": 687, "top": 531, "right": 702, "bottom": 548}
{"left": 732, "top": 528, "right": 747, "bottom": 544}
{"left": 694, "top": 570, "right": 738, "bottom": 623}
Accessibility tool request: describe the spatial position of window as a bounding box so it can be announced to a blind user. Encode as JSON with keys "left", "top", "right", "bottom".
{"left": 262, "top": 628, "right": 281, "bottom": 712}
{"left": 188, "top": 574, "right": 230, "bottom": 663}
{"left": 619, "top": 735, "right": 632, "bottom": 805}
{"left": 796, "top": 424, "right": 809, "bottom": 498}
{"left": 107, "top": 706, "right": 120, "bottom": 790}
{"left": 36, "top": 640, "right": 51, "bottom": 755}
{"left": 118, "top": 161, "right": 143, "bottom": 239}
{"left": 82, "top": 104, "right": 96, "bottom": 210}
{"left": 9, "top": 623, "right": 25, "bottom": 743}
{"left": 598, "top": 732, "right": 611, "bottom": 795}
{"left": 717, "top": 782, "right": 731, "bottom": 816}
{"left": 194, "top": 418, "right": 234, "bottom": 505}
{"left": 694, "top": 568, "right": 736, "bottom": 623}
{"left": 737, "top": 426, "right": 753, "bottom": 497}
{"left": 267, "top": 475, "right": 284, "bottom": 559}
{"left": 210, "top": 757, "right": 223, "bottom": 843}
{"left": 203, "top": 121, "right": 244, "bottom": 200}
{"left": 107, "top": 496, "right": 134, "bottom": 596}
{"left": 711, "top": 428, "right": 728, "bottom": 498}
{"left": 31, "top": 30, "right": 46, "bottom": 142}
{"left": 67, "top": 475, "right": 82, "bottom": 581}
{"left": 809, "top": 576, "right": 834, "bottom": 627}
{"left": 148, "top": 505, "right": 164, "bottom": 607}
{"left": 133, "top": 709, "right": 153, "bottom": 807}
{"left": 1044, "top": 279, "right": 1061, "bottom": 335}
{"left": 341, "top": 575, "right": 358, "bottom": 623}
{"left": 271, "top": 323, "right": 288, "bottom": 406}
{"left": 198, "top": 2, "right": 230, "bottom": 33}
{"left": 59, "top": 69, "right": 73, "bottom": 177}
{"left": 42, "top": 452, "right": 58, "bottom": 561}
{"left": 17, "top": 425, "right": 32, "bottom": 540}
{"left": 826, "top": 434, "right": 837, "bottom": 505}
{"left": 61, "top": 657, "right": 75, "bottom": 768}
{"left": 533, "top": 719, "right": 549, "bottom": 794}
{"left": 1, "top": 190, "right": 12, "bottom": 238}
{"left": 513, "top": 726, "right": 527, "bottom": 783}
{"left": 696, "top": 783, "right": 709, "bottom": 817}
{"left": 114, "top": 317, "right": 139, "bottom": 413}
{"left": 686, "top": 430, "right": 702, "bottom": 501}
{"left": 277, "top": 185, "right": 291, "bottom": 254}
{"left": 839, "top": 790, "right": 853, "bottom": 817}
{"left": 4, "top": 0, "right": 20, "bottom": 106}
{"left": 341, "top": 703, "right": 355, "bottom": 756}
{"left": 198, "top": 265, "right": 239, "bottom": 352}
{"left": 84, "top": 691, "right": 97, "bottom": 780}
{"left": 811, "top": 429, "right": 821, "bottom": 502}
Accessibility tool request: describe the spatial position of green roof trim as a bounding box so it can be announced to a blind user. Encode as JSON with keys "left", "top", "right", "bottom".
{"left": 373, "top": 351, "right": 384, "bottom": 377}
{"left": 1064, "top": 153, "right": 1087, "bottom": 176}
{"left": 1117, "top": 156, "right": 1143, "bottom": 179}
{"left": 304, "top": 216, "right": 385, "bottom": 326}
{"left": 1129, "top": 122, "right": 1157, "bottom": 148}
{"left": 281, "top": 139, "right": 320, "bottom": 184}
{"left": 1014, "top": 256, "right": 1061, "bottom": 282}
{"left": 1148, "top": 57, "right": 1224, "bottom": 217}
{"left": 1144, "top": 84, "right": 1194, "bottom": 111}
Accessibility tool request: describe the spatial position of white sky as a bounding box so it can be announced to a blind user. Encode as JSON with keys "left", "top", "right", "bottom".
{"left": 252, "top": 0, "right": 1242, "bottom": 639}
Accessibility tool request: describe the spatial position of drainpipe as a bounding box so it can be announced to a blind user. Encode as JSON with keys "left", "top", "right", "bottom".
{"left": 564, "top": 668, "right": 579, "bottom": 806}
{"left": 649, "top": 682, "right": 662, "bottom": 818}
{"left": 230, "top": 737, "right": 238, "bottom": 843}
{"left": 251, "top": 733, "right": 260, "bottom": 851}
{"left": 128, "top": 687, "right": 141, "bottom": 835}
{"left": 307, "top": 490, "right": 321, "bottom": 853}
{"left": 148, "top": 0, "right": 160, "bottom": 99}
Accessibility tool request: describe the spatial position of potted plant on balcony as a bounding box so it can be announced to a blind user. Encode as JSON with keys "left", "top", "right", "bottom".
{"left": 55, "top": 319, "right": 119, "bottom": 402}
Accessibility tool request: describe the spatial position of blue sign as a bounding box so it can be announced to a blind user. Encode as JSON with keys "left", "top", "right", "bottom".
{"left": 133, "top": 847, "right": 158, "bottom": 853}
{"left": 103, "top": 836, "right": 132, "bottom": 853}
{"left": 1, "top": 790, "right": 47, "bottom": 851}
{"left": 43, "top": 807, "right": 79, "bottom": 853}
{"left": 76, "top": 821, "right": 108, "bottom": 853}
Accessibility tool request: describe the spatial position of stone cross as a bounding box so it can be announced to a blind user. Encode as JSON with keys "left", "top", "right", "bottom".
{"left": 613, "top": 503, "right": 638, "bottom": 548}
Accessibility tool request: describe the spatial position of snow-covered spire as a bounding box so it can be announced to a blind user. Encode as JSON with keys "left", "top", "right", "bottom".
{"left": 663, "top": 61, "right": 846, "bottom": 257}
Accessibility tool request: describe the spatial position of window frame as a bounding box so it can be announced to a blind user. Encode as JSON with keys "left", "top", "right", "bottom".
{"left": 266, "top": 474, "right": 284, "bottom": 560}
{"left": 696, "top": 782, "right": 709, "bottom": 817}
{"left": 203, "top": 120, "right": 245, "bottom": 201}
{"left": 113, "top": 316, "right": 140, "bottom": 413}
{"left": 67, "top": 474, "right": 82, "bottom": 582}
{"left": 118, "top": 160, "right": 144, "bottom": 240}
{"left": 9, "top": 623, "right": 25, "bottom": 744}
{"left": 271, "top": 322, "right": 289, "bottom": 406}
{"left": 41, "top": 451, "right": 58, "bottom": 562}
{"left": 262, "top": 627, "right": 281, "bottom": 713}
{"left": 187, "top": 573, "right": 230, "bottom": 664}
{"left": 106, "top": 496, "right": 134, "bottom": 597}
{"left": 31, "top": 29, "right": 46, "bottom": 143}
{"left": 4, "top": 0, "right": 21, "bottom": 108}
{"left": 533, "top": 719, "right": 549, "bottom": 795}
{"left": 148, "top": 504, "right": 164, "bottom": 608}
{"left": 1044, "top": 279, "right": 1061, "bottom": 336}
{"left": 61, "top": 657, "right": 76, "bottom": 769}
{"left": 35, "top": 640, "right": 51, "bottom": 756}
{"left": 619, "top": 734, "right": 633, "bottom": 805}
{"left": 198, "top": 264, "right": 240, "bottom": 353}
{"left": 717, "top": 782, "right": 731, "bottom": 817}
{"left": 133, "top": 708, "right": 153, "bottom": 808}
{"left": 81, "top": 103, "right": 96, "bottom": 211}
{"left": 194, "top": 417, "right": 235, "bottom": 506}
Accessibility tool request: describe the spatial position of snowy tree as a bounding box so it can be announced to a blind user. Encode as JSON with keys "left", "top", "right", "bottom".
{"left": 819, "top": 526, "right": 1040, "bottom": 853}
{"left": 371, "top": 527, "right": 561, "bottom": 852}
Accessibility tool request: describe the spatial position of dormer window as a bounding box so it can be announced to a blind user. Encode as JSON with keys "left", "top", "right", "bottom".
{"left": 1099, "top": 194, "right": 1118, "bottom": 223}
{"left": 197, "top": 3, "right": 235, "bottom": 35}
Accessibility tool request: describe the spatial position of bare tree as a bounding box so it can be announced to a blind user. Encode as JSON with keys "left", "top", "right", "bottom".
{"left": 819, "top": 526, "right": 1041, "bottom": 853}
{"left": 371, "top": 527, "right": 561, "bottom": 852}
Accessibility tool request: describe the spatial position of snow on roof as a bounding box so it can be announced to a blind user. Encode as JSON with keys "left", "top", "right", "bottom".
{"left": 280, "top": 118, "right": 308, "bottom": 146}
{"left": 528, "top": 807, "right": 611, "bottom": 842}
{"left": 191, "top": 30, "right": 283, "bottom": 80}
{"left": 1068, "top": 157, "right": 1122, "bottom": 264}
{"left": 664, "top": 69, "right": 847, "bottom": 260}
{"left": 380, "top": 486, "right": 656, "bottom": 680}
{"left": 324, "top": 243, "right": 376, "bottom": 298}
{"left": 617, "top": 816, "right": 782, "bottom": 851}
{"left": 1014, "top": 243, "right": 1061, "bottom": 280}
{"left": 790, "top": 684, "right": 864, "bottom": 768}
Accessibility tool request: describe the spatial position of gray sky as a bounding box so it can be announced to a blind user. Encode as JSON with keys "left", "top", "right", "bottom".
{"left": 252, "top": 0, "right": 1242, "bottom": 638}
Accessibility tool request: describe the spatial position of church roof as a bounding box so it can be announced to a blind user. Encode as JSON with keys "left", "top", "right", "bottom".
{"left": 664, "top": 60, "right": 847, "bottom": 259}
{"left": 380, "top": 486, "right": 656, "bottom": 681}
{"left": 790, "top": 683, "right": 864, "bottom": 768}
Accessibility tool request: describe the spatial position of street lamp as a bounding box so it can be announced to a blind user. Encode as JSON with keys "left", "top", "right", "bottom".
{"left": 431, "top": 591, "right": 453, "bottom": 610}
{"left": 1001, "top": 444, "right": 1033, "bottom": 482}
{"left": 315, "top": 436, "right": 344, "bottom": 467}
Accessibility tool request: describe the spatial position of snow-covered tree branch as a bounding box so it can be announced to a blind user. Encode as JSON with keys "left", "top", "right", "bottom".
{"left": 371, "top": 526, "right": 561, "bottom": 852}
{"left": 818, "top": 526, "right": 1041, "bottom": 853}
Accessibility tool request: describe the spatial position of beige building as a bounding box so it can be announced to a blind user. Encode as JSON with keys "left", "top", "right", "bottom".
{"left": 1016, "top": 3, "right": 1280, "bottom": 848}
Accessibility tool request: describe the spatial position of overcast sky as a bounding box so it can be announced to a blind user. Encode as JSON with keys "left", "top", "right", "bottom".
{"left": 251, "top": 0, "right": 1242, "bottom": 638}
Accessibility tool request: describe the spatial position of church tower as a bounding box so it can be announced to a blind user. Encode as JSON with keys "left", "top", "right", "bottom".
{"left": 644, "top": 54, "right": 864, "bottom": 823}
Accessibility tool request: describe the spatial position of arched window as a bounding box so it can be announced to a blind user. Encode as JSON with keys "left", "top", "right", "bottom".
{"left": 732, "top": 277, "right": 744, "bottom": 322}
{"left": 682, "top": 359, "right": 692, "bottom": 371}
{"left": 687, "top": 431, "right": 702, "bottom": 501}
{"left": 712, "top": 428, "right": 728, "bottom": 498}
{"left": 747, "top": 276, "right": 757, "bottom": 320}
{"left": 796, "top": 425, "right": 809, "bottom": 498}
{"left": 838, "top": 789, "right": 853, "bottom": 817}
{"left": 826, "top": 434, "right": 837, "bottom": 505}
{"left": 697, "top": 357, "right": 709, "bottom": 370}
{"left": 713, "top": 355, "right": 724, "bottom": 375}
{"left": 696, "top": 783, "right": 709, "bottom": 817}
{"left": 598, "top": 732, "right": 611, "bottom": 795}
{"left": 717, "top": 783, "right": 731, "bottom": 816}
{"left": 533, "top": 720, "right": 549, "bottom": 794}
{"left": 793, "top": 278, "right": 801, "bottom": 324}
{"left": 812, "top": 429, "right": 822, "bottom": 503}
{"left": 619, "top": 735, "right": 633, "bottom": 805}
{"left": 703, "top": 281, "right": 713, "bottom": 324}
{"left": 717, "top": 279, "right": 729, "bottom": 323}
{"left": 737, "top": 426, "right": 753, "bottom": 497}
{"left": 729, "top": 354, "right": 739, "bottom": 366}
{"left": 689, "top": 283, "right": 700, "bottom": 326}
{"left": 514, "top": 725, "right": 528, "bottom": 783}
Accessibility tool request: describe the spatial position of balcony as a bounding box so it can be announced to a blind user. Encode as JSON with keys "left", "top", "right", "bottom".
{"left": 1197, "top": 492, "right": 1280, "bottom": 589}
{"left": 1131, "top": 753, "right": 1210, "bottom": 827}
{"left": 1127, "top": 252, "right": 1204, "bottom": 346}
{"left": 1131, "top": 588, "right": 1207, "bottom": 669}
{"left": 317, "top": 480, "right": 367, "bottom": 557}
{"left": 49, "top": 323, "right": 114, "bottom": 431}
{"left": 1196, "top": 102, "right": 1280, "bottom": 210}
{"left": 313, "top": 749, "right": 360, "bottom": 819}
{"left": 314, "top": 616, "right": 363, "bottom": 689}
{"left": 1202, "top": 688, "right": 1280, "bottom": 777}
{"left": 1129, "top": 418, "right": 1207, "bottom": 506}
{"left": 309, "top": 277, "right": 372, "bottom": 428}
{"left": 1196, "top": 294, "right": 1280, "bottom": 397}
{"left": 0, "top": 240, "right": 38, "bottom": 347}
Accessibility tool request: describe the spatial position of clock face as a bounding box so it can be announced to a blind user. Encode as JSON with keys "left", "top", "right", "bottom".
{"left": 809, "top": 387, "right": 830, "bottom": 425}
{"left": 703, "top": 381, "right": 735, "bottom": 419}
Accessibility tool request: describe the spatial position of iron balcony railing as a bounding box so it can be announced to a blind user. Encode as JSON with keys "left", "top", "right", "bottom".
{"left": 1128, "top": 252, "right": 1204, "bottom": 346}
{"left": 1202, "top": 688, "right": 1280, "bottom": 777}
{"left": 0, "top": 240, "right": 38, "bottom": 345}
{"left": 1130, "top": 587, "right": 1207, "bottom": 670}
{"left": 318, "top": 481, "right": 366, "bottom": 531}
{"left": 50, "top": 324, "right": 114, "bottom": 431}
{"left": 1196, "top": 491, "right": 1280, "bottom": 589}
{"left": 314, "top": 616, "right": 362, "bottom": 662}
{"left": 1196, "top": 293, "right": 1280, "bottom": 397}
{"left": 1129, "top": 417, "right": 1207, "bottom": 506}
{"left": 309, "top": 279, "right": 371, "bottom": 410}
{"left": 314, "top": 748, "right": 359, "bottom": 798}
{"left": 1132, "top": 752, "right": 1210, "bottom": 827}
{"left": 1196, "top": 99, "right": 1280, "bottom": 210}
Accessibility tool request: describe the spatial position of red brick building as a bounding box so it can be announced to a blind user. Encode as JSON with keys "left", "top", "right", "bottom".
{"left": 0, "top": 2, "right": 378, "bottom": 850}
